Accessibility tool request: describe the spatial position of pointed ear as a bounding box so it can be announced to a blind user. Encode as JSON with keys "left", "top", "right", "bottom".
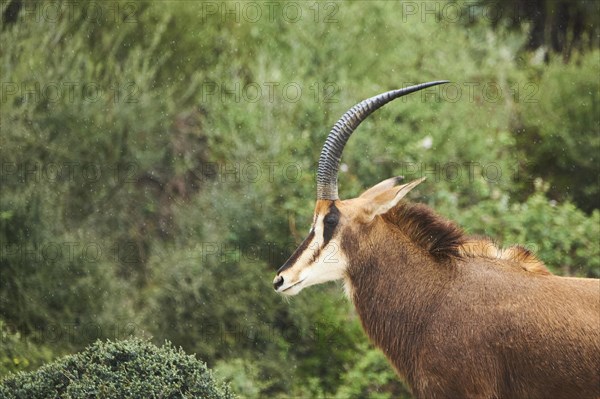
{"left": 359, "top": 176, "right": 404, "bottom": 200}
{"left": 362, "top": 177, "right": 426, "bottom": 222}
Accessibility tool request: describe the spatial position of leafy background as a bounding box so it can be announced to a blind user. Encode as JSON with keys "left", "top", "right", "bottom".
{"left": 1, "top": 0, "right": 598, "bottom": 397}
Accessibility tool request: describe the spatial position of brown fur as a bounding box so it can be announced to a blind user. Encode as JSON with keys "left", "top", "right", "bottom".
{"left": 315, "top": 199, "right": 333, "bottom": 216}
{"left": 340, "top": 201, "right": 600, "bottom": 399}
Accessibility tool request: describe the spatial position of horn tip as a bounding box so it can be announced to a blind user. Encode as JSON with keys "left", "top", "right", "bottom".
{"left": 428, "top": 80, "right": 450, "bottom": 86}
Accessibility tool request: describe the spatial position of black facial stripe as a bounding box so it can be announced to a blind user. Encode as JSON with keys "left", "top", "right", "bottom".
{"left": 310, "top": 247, "right": 322, "bottom": 264}
{"left": 277, "top": 230, "right": 315, "bottom": 274}
{"left": 322, "top": 204, "right": 340, "bottom": 247}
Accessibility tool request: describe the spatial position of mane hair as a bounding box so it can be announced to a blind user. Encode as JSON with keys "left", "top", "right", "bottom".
{"left": 381, "top": 205, "right": 551, "bottom": 275}
{"left": 382, "top": 202, "right": 466, "bottom": 260}
{"left": 503, "top": 245, "right": 552, "bottom": 275}
{"left": 459, "top": 236, "right": 552, "bottom": 275}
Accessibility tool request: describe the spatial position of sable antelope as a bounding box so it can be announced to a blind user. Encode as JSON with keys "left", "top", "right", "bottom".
{"left": 273, "top": 82, "right": 600, "bottom": 399}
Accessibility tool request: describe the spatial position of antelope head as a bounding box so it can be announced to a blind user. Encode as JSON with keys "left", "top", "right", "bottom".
{"left": 273, "top": 81, "right": 448, "bottom": 296}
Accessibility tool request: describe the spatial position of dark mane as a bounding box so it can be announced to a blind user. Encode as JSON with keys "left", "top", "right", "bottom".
{"left": 382, "top": 201, "right": 466, "bottom": 260}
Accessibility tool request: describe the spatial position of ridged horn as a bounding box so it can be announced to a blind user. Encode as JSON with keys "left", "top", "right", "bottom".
{"left": 316, "top": 81, "right": 449, "bottom": 200}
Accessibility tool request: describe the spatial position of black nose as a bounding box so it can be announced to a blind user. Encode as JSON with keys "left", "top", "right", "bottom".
{"left": 273, "top": 275, "right": 284, "bottom": 290}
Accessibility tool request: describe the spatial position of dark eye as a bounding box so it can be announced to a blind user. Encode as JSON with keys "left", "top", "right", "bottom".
{"left": 324, "top": 215, "right": 338, "bottom": 226}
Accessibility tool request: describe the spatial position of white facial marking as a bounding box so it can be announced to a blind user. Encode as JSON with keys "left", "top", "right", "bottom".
{"left": 277, "top": 212, "right": 348, "bottom": 296}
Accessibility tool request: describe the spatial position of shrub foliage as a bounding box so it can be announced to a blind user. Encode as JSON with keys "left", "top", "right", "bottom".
{"left": 0, "top": 339, "right": 234, "bottom": 399}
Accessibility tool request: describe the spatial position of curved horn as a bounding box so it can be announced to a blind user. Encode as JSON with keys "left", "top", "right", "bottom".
{"left": 316, "top": 81, "right": 449, "bottom": 200}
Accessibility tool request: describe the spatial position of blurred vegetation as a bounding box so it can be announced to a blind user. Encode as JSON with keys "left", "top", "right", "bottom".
{"left": 470, "top": 0, "right": 599, "bottom": 60}
{"left": 0, "top": 320, "right": 54, "bottom": 375}
{"left": 514, "top": 53, "right": 599, "bottom": 212}
{"left": 0, "top": 0, "right": 598, "bottom": 397}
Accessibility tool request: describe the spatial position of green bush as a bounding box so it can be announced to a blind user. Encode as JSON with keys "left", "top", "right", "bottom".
{"left": 334, "top": 344, "right": 412, "bottom": 399}
{"left": 0, "top": 338, "right": 234, "bottom": 399}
